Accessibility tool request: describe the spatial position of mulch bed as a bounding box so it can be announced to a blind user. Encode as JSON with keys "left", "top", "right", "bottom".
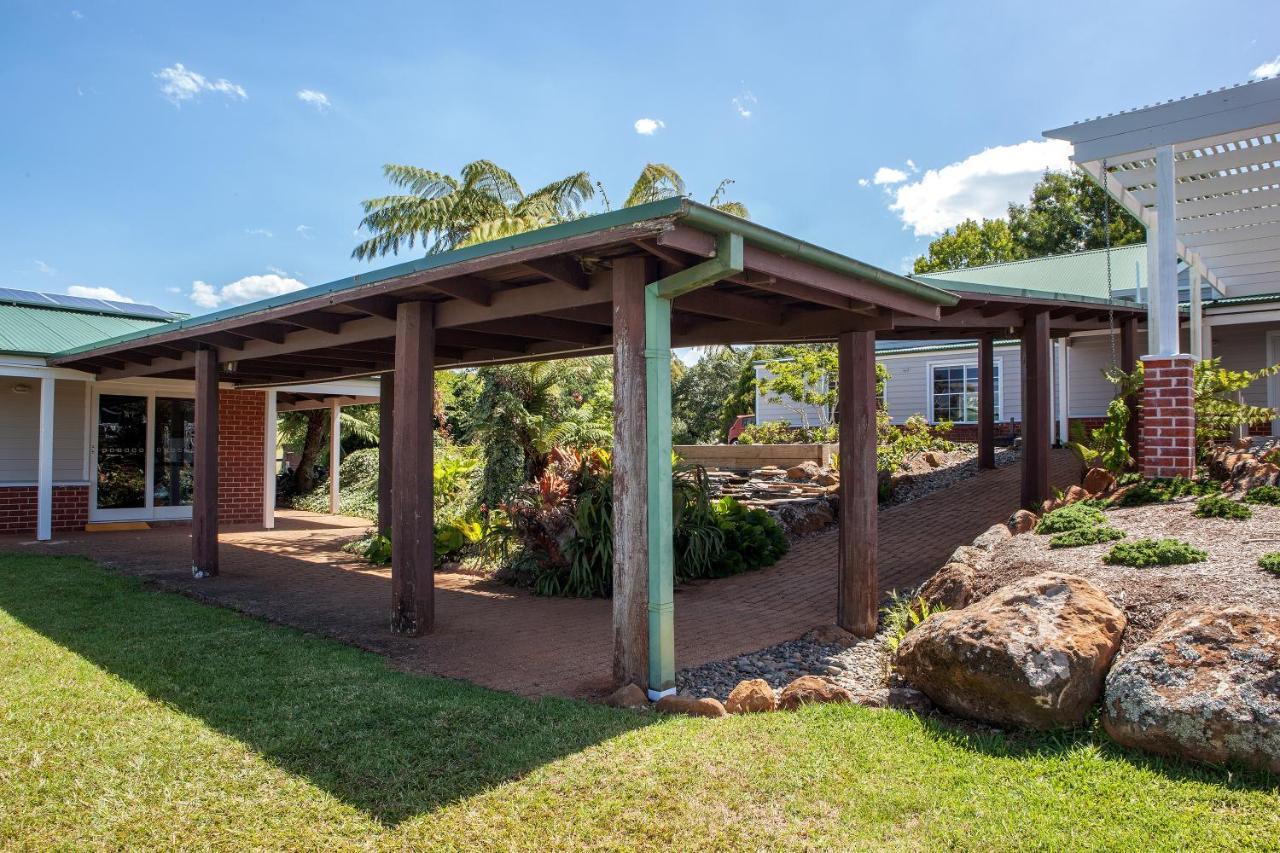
{"left": 974, "top": 498, "right": 1280, "bottom": 653}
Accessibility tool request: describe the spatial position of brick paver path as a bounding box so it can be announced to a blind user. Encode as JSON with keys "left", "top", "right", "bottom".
{"left": 2, "top": 451, "right": 1076, "bottom": 698}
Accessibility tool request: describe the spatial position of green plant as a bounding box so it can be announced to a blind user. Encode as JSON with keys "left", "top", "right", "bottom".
{"left": 877, "top": 414, "right": 955, "bottom": 473}
{"left": 1193, "top": 494, "right": 1252, "bottom": 520}
{"left": 1067, "top": 397, "right": 1132, "bottom": 474}
{"left": 1049, "top": 526, "right": 1126, "bottom": 549}
{"left": 1035, "top": 502, "right": 1106, "bottom": 534}
{"left": 1110, "top": 476, "right": 1220, "bottom": 507}
{"left": 1103, "top": 538, "right": 1207, "bottom": 568}
{"left": 882, "top": 591, "right": 948, "bottom": 656}
{"left": 700, "top": 497, "right": 789, "bottom": 578}
{"left": 1259, "top": 552, "right": 1280, "bottom": 575}
{"left": 1244, "top": 485, "right": 1280, "bottom": 506}
{"left": 737, "top": 420, "right": 836, "bottom": 445}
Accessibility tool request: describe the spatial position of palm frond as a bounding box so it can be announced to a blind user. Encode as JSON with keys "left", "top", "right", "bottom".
{"left": 380, "top": 164, "right": 458, "bottom": 198}
{"left": 459, "top": 160, "right": 524, "bottom": 207}
{"left": 624, "top": 163, "right": 687, "bottom": 208}
{"left": 520, "top": 172, "right": 595, "bottom": 219}
{"left": 713, "top": 201, "right": 750, "bottom": 219}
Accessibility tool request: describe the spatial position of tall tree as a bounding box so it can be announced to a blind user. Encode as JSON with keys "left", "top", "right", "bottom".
{"left": 913, "top": 167, "right": 1144, "bottom": 273}
{"left": 354, "top": 161, "right": 747, "bottom": 259}
{"left": 672, "top": 347, "right": 753, "bottom": 443}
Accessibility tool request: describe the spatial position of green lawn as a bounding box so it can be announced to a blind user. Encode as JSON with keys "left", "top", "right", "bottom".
{"left": 0, "top": 554, "right": 1275, "bottom": 850}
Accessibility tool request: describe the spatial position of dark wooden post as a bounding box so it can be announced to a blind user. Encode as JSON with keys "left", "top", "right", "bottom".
{"left": 391, "top": 302, "right": 434, "bottom": 636}
{"left": 1120, "top": 316, "right": 1140, "bottom": 466}
{"left": 1021, "top": 310, "right": 1051, "bottom": 510}
{"left": 978, "top": 335, "right": 996, "bottom": 470}
{"left": 837, "top": 330, "right": 878, "bottom": 637}
{"left": 611, "top": 255, "right": 651, "bottom": 688}
{"left": 377, "top": 371, "right": 394, "bottom": 539}
{"left": 192, "top": 347, "right": 219, "bottom": 578}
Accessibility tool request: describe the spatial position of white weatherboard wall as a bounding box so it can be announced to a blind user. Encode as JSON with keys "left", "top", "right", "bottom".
{"left": 1213, "top": 323, "right": 1270, "bottom": 409}
{"left": 0, "top": 377, "right": 87, "bottom": 483}
{"left": 753, "top": 364, "right": 829, "bottom": 427}
{"left": 877, "top": 345, "right": 1022, "bottom": 425}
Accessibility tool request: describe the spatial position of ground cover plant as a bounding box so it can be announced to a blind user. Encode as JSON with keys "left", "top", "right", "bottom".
{"left": 1049, "top": 525, "right": 1126, "bottom": 549}
{"left": 1035, "top": 502, "right": 1107, "bottom": 535}
{"left": 1192, "top": 494, "right": 1253, "bottom": 520}
{"left": 1260, "top": 552, "right": 1280, "bottom": 575}
{"left": 1245, "top": 485, "right": 1280, "bottom": 506}
{"left": 1110, "top": 475, "right": 1220, "bottom": 508}
{"left": 1104, "top": 538, "right": 1208, "bottom": 568}
{"left": 3, "top": 552, "right": 1274, "bottom": 848}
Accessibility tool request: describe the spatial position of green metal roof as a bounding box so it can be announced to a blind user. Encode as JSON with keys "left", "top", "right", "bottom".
{"left": 916, "top": 243, "right": 1148, "bottom": 301}
{"left": 55, "top": 197, "right": 958, "bottom": 358}
{"left": 0, "top": 303, "right": 173, "bottom": 356}
{"left": 1201, "top": 292, "right": 1280, "bottom": 308}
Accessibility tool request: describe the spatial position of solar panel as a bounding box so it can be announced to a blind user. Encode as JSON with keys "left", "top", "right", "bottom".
{"left": 0, "top": 287, "right": 176, "bottom": 320}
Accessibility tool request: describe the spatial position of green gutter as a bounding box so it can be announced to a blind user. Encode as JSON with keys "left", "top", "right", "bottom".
{"left": 914, "top": 276, "right": 1149, "bottom": 310}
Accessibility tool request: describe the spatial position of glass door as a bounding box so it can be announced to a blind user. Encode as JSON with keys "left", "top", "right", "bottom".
{"left": 93, "top": 394, "right": 148, "bottom": 518}
{"left": 152, "top": 396, "right": 195, "bottom": 518}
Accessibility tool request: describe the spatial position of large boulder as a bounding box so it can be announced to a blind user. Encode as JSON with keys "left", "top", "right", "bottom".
{"left": 1103, "top": 607, "right": 1280, "bottom": 773}
{"left": 894, "top": 572, "right": 1126, "bottom": 730}
{"left": 1082, "top": 467, "right": 1116, "bottom": 496}
{"left": 973, "top": 524, "right": 1013, "bottom": 551}
{"left": 1237, "top": 462, "right": 1280, "bottom": 491}
{"left": 725, "top": 679, "right": 778, "bottom": 714}
{"left": 918, "top": 562, "right": 976, "bottom": 610}
{"left": 785, "top": 461, "right": 821, "bottom": 481}
{"left": 777, "top": 675, "right": 854, "bottom": 710}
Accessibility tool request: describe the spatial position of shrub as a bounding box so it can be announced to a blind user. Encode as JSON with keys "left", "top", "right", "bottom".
{"left": 1244, "top": 485, "right": 1280, "bottom": 506}
{"left": 1104, "top": 538, "right": 1207, "bottom": 568}
{"left": 701, "top": 497, "right": 789, "bottom": 578}
{"left": 1193, "top": 494, "right": 1253, "bottom": 520}
{"left": 737, "top": 420, "right": 835, "bottom": 445}
{"left": 1049, "top": 526, "right": 1126, "bottom": 549}
{"left": 882, "top": 591, "right": 948, "bottom": 658}
{"left": 1111, "top": 476, "right": 1220, "bottom": 507}
{"left": 1259, "top": 552, "right": 1280, "bottom": 575}
{"left": 1035, "top": 502, "right": 1106, "bottom": 535}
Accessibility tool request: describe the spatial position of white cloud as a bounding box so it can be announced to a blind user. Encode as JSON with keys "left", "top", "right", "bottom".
{"left": 296, "top": 224, "right": 314, "bottom": 239}
{"left": 70, "top": 9, "right": 83, "bottom": 19}
{"left": 885, "top": 139, "right": 1073, "bottom": 236}
{"left": 245, "top": 228, "right": 273, "bottom": 237}
{"left": 872, "top": 166, "right": 909, "bottom": 185}
{"left": 67, "top": 285, "right": 135, "bottom": 303}
{"left": 732, "top": 90, "right": 757, "bottom": 118}
{"left": 33, "top": 259, "right": 56, "bottom": 275}
{"left": 633, "top": 118, "right": 665, "bottom": 135}
{"left": 188, "top": 273, "right": 306, "bottom": 309}
{"left": 906, "top": 159, "right": 918, "bottom": 172}
{"left": 1252, "top": 56, "right": 1280, "bottom": 79}
{"left": 297, "top": 89, "right": 331, "bottom": 111}
{"left": 154, "top": 63, "right": 247, "bottom": 106}
{"left": 856, "top": 178, "right": 870, "bottom": 187}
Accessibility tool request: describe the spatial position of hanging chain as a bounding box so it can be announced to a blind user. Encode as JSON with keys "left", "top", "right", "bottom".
{"left": 1101, "top": 159, "right": 1118, "bottom": 370}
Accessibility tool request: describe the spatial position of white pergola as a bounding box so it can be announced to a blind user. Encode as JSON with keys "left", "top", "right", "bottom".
{"left": 1045, "top": 75, "right": 1280, "bottom": 358}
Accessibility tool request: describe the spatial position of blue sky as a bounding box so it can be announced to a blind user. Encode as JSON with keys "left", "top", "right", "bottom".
{"left": 2, "top": 0, "right": 1277, "bottom": 314}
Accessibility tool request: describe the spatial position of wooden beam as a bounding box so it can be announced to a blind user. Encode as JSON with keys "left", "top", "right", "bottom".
{"left": 434, "top": 329, "right": 529, "bottom": 355}
{"left": 192, "top": 348, "right": 219, "bottom": 578}
{"left": 672, "top": 307, "right": 892, "bottom": 348}
{"left": 378, "top": 372, "right": 393, "bottom": 539}
{"left": 463, "top": 315, "right": 605, "bottom": 346}
{"left": 287, "top": 311, "right": 346, "bottom": 335}
{"left": 673, "top": 288, "right": 783, "bottom": 325}
{"left": 978, "top": 335, "right": 996, "bottom": 470}
{"left": 192, "top": 331, "right": 246, "bottom": 351}
{"left": 347, "top": 295, "right": 400, "bottom": 320}
{"left": 524, "top": 256, "right": 588, "bottom": 290}
{"left": 837, "top": 330, "right": 878, "bottom": 636}
{"left": 391, "top": 302, "right": 434, "bottom": 636}
{"left": 1021, "top": 310, "right": 1051, "bottom": 510}
{"left": 424, "top": 275, "right": 493, "bottom": 305}
{"left": 611, "top": 255, "right": 650, "bottom": 689}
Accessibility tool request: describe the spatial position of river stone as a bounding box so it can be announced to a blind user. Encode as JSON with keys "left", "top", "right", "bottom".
{"left": 786, "top": 461, "right": 821, "bottom": 481}
{"left": 1006, "top": 509, "right": 1039, "bottom": 535}
{"left": 725, "top": 678, "right": 778, "bottom": 713}
{"left": 656, "top": 695, "right": 728, "bottom": 718}
{"left": 1082, "top": 467, "right": 1116, "bottom": 496}
{"left": 606, "top": 683, "right": 650, "bottom": 709}
{"left": 1102, "top": 606, "right": 1280, "bottom": 772}
{"left": 778, "top": 675, "right": 854, "bottom": 709}
{"left": 893, "top": 572, "right": 1126, "bottom": 730}
{"left": 918, "top": 562, "right": 976, "bottom": 609}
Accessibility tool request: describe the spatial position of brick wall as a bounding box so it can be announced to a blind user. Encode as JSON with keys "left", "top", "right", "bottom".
{"left": 1140, "top": 355, "right": 1196, "bottom": 479}
{"left": 217, "top": 389, "right": 266, "bottom": 525}
{"left": 0, "top": 484, "right": 89, "bottom": 534}
{"left": 945, "top": 422, "right": 1021, "bottom": 443}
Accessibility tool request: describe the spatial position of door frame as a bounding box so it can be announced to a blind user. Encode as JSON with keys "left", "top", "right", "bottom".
{"left": 1268, "top": 331, "right": 1280, "bottom": 437}
{"left": 90, "top": 383, "right": 196, "bottom": 522}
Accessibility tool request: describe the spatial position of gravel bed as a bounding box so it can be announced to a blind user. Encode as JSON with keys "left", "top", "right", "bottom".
{"left": 975, "top": 497, "right": 1280, "bottom": 653}
{"left": 884, "top": 445, "right": 1018, "bottom": 507}
{"left": 676, "top": 631, "right": 891, "bottom": 702}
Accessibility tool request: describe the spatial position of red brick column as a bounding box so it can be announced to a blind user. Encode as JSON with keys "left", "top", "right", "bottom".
{"left": 217, "top": 389, "right": 267, "bottom": 526}
{"left": 1140, "top": 355, "right": 1196, "bottom": 479}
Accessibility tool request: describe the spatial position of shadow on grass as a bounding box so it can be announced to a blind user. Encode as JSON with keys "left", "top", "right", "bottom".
{"left": 912, "top": 706, "right": 1278, "bottom": 792}
{"left": 0, "top": 552, "right": 653, "bottom": 826}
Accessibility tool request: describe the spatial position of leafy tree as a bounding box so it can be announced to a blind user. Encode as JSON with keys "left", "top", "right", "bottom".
{"left": 353, "top": 161, "right": 747, "bottom": 259}
{"left": 755, "top": 345, "right": 839, "bottom": 430}
{"left": 672, "top": 348, "right": 754, "bottom": 443}
{"left": 913, "top": 168, "right": 1144, "bottom": 273}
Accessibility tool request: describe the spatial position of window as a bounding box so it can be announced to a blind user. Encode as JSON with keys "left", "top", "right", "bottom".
{"left": 930, "top": 362, "right": 999, "bottom": 424}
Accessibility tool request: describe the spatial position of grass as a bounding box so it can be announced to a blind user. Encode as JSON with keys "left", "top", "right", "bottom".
{"left": 0, "top": 554, "right": 1276, "bottom": 849}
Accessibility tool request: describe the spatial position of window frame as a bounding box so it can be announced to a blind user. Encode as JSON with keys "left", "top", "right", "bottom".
{"left": 925, "top": 356, "right": 1003, "bottom": 425}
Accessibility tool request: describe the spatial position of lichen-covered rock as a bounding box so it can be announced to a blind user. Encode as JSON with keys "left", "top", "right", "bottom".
{"left": 1237, "top": 462, "right": 1280, "bottom": 491}
{"left": 1102, "top": 607, "right": 1280, "bottom": 773}
{"left": 918, "top": 562, "right": 976, "bottom": 609}
{"left": 786, "top": 461, "right": 821, "bottom": 481}
{"left": 606, "top": 683, "right": 650, "bottom": 709}
{"left": 1082, "top": 467, "right": 1116, "bottom": 496}
{"left": 947, "top": 544, "right": 987, "bottom": 568}
{"left": 973, "top": 524, "right": 1013, "bottom": 551}
{"left": 893, "top": 572, "right": 1126, "bottom": 730}
{"left": 814, "top": 470, "right": 839, "bottom": 487}
{"left": 726, "top": 678, "right": 777, "bottom": 714}
{"left": 656, "top": 695, "right": 728, "bottom": 718}
{"left": 777, "top": 675, "right": 854, "bottom": 709}
{"left": 1007, "top": 509, "right": 1039, "bottom": 535}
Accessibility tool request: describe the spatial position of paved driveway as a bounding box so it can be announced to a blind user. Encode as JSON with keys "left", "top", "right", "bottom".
{"left": 1, "top": 450, "right": 1077, "bottom": 698}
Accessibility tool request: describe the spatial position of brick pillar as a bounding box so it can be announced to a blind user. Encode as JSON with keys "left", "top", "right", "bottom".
{"left": 1140, "top": 355, "right": 1196, "bottom": 479}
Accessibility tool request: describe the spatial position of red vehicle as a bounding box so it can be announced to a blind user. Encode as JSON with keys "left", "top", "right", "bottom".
{"left": 727, "top": 414, "right": 756, "bottom": 443}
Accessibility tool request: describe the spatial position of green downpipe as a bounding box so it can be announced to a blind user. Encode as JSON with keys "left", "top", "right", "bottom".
{"left": 643, "top": 232, "right": 743, "bottom": 698}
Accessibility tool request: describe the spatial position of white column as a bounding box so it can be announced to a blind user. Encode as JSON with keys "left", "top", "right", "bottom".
{"left": 1189, "top": 269, "right": 1203, "bottom": 359}
{"left": 262, "top": 389, "right": 277, "bottom": 530}
{"left": 36, "top": 376, "right": 55, "bottom": 541}
{"left": 1150, "top": 144, "right": 1181, "bottom": 357}
{"left": 1056, "top": 339, "right": 1070, "bottom": 446}
{"left": 329, "top": 399, "right": 341, "bottom": 515}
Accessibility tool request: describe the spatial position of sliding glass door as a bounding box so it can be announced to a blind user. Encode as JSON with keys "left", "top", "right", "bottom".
{"left": 92, "top": 392, "right": 196, "bottom": 521}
